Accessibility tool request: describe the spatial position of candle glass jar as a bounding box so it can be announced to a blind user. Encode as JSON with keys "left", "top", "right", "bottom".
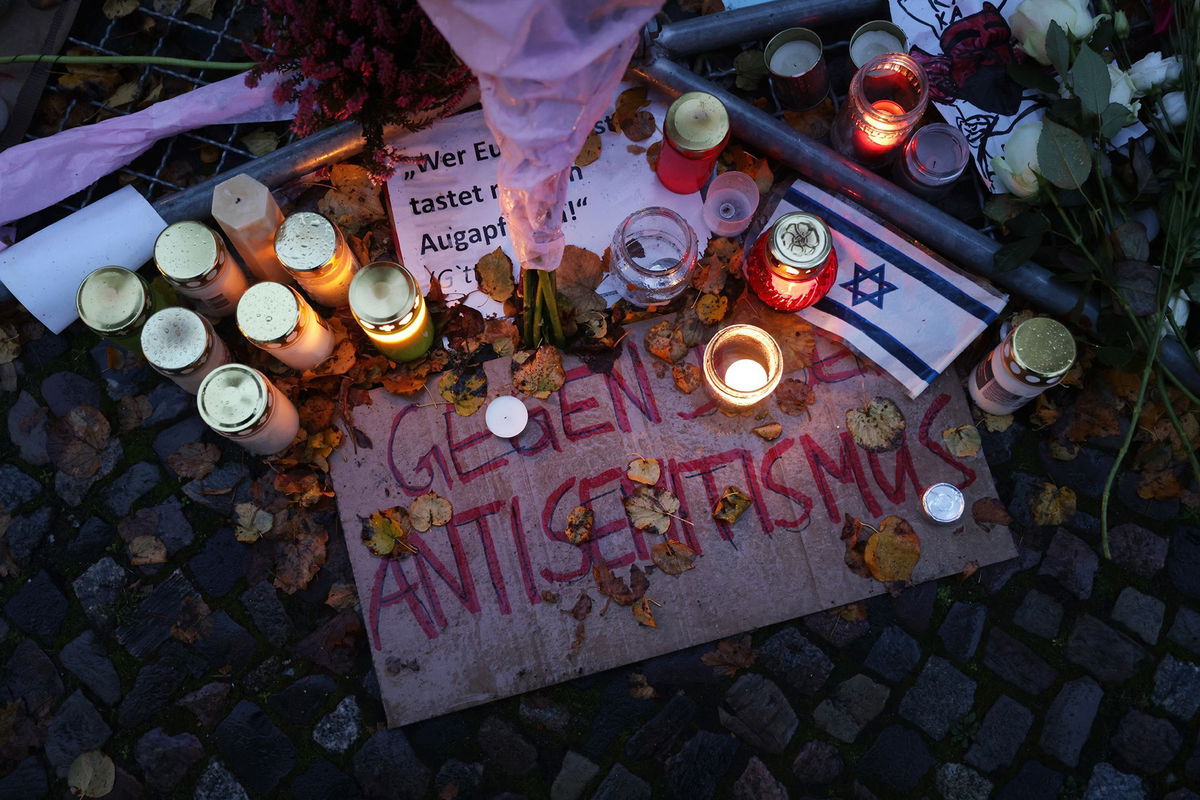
{"left": 197, "top": 363, "right": 300, "bottom": 455}
{"left": 211, "top": 173, "right": 291, "bottom": 284}
{"left": 764, "top": 28, "right": 829, "bottom": 110}
{"left": 76, "top": 266, "right": 155, "bottom": 345}
{"left": 349, "top": 261, "right": 435, "bottom": 362}
{"left": 702, "top": 324, "right": 784, "bottom": 408}
{"left": 141, "top": 307, "right": 232, "bottom": 394}
{"left": 656, "top": 91, "right": 730, "bottom": 195}
{"left": 746, "top": 212, "right": 839, "bottom": 311}
{"left": 275, "top": 212, "right": 360, "bottom": 307}
{"left": 237, "top": 282, "right": 336, "bottom": 371}
{"left": 154, "top": 221, "right": 249, "bottom": 318}
{"left": 609, "top": 207, "right": 698, "bottom": 307}
{"left": 892, "top": 123, "right": 970, "bottom": 199}
{"left": 831, "top": 53, "right": 930, "bottom": 167}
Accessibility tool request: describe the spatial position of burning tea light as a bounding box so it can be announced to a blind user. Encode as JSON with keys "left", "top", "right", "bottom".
{"left": 348, "top": 261, "right": 435, "bottom": 362}
{"left": 211, "top": 174, "right": 291, "bottom": 284}
{"left": 275, "top": 212, "right": 360, "bottom": 307}
{"left": 849, "top": 21, "right": 908, "bottom": 69}
{"left": 485, "top": 395, "right": 529, "bottom": 438}
{"left": 765, "top": 28, "right": 828, "bottom": 110}
{"left": 237, "top": 282, "right": 336, "bottom": 371}
{"left": 197, "top": 363, "right": 300, "bottom": 456}
{"left": 831, "top": 53, "right": 930, "bottom": 166}
{"left": 703, "top": 324, "right": 783, "bottom": 408}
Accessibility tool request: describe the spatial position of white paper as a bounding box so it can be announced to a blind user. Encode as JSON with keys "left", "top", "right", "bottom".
{"left": 0, "top": 186, "right": 167, "bottom": 333}
{"left": 385, "top": 84, "right": 710, "bottom": 316}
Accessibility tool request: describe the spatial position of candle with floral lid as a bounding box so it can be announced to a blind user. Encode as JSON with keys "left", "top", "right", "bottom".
{"left": 75, "top": 266, "right": 155, "bottom": 343}
{"left": 197, "top": 363, "right": 300, "bottom": 455}
{"left": 211, "top": 173, "right": 291, "bottom": 284}
{"left": 746, "top": 212, "right": 839, "bottom": 311}
{"left": 349, "top": 261, "right": 435, "bottom": 362}
{"left": 274, "top": 211, "right": 360, "bottom": 307}
{"left": 703, "top": 324, "right": 783, "bottom": 408}
{"left": 237, "top": 282, "right": 336, "bottom": 371}
{"left": 831, "top": 53, "right": 929, "bottom": 166}
{"left": 656, "top": 91, "right": 730, "bottom": 195}
{"left": 141, "top": 307, "right": 232, "bottom": 394}
{"left": 154, "top": 221, "right": 249, "bottom": 318}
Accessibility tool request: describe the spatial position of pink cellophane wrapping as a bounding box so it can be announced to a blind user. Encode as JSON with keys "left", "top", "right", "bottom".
{"left": 417, "top": 0, "right": 663, "bottom": 271}
{"left": 0, "top": 72, "right": 296, "bottom": 226}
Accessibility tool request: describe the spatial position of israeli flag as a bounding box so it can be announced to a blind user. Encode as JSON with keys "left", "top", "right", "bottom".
{"left": 768, "top": 180, "right": 1008, "bottom": 398}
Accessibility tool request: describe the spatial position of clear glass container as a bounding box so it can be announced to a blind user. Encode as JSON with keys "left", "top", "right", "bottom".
{"left": 831, "top": 52, "right": 930, "bottom": 167}
{"left": 892, "top": 123, "right": 970, "bottom": 199}
{"left": 141, "top": 307, "right": 232, "bottom": 394}
{"left": 609, "top": 207, "right": 698, "bottom": 306}
{"left": 702, "top": 324, "right": 784, "bottom": 408}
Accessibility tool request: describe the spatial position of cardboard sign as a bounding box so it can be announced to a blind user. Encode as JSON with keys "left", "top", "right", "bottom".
{"left": 330, "top": 321, "right": 1016, "bottom": 727}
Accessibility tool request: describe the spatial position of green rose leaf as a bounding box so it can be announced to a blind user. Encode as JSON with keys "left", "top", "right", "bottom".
{"left": 1099, "top": 102, "right": 1130, "bottom": 139}
{"left": 1045, "top": 22, "right": 1071, "bottom": 76}
{"left": 1071, "top": 45, "right": 1110, "bottom": 117}
{"left": 992, "top": 236, "right": 1042, "bottom": 273}
{"left": 1037, "top": 119, "right": 1092, "bottom": 190}
{"left": 1006, "top": 60, "right": 1058, "bottom": 94}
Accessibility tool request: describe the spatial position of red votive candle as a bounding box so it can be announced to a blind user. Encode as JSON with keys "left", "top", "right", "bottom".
{"left": 745, "top": 212, "right": 839, "bottom": 312}
{"left": 831, "top": 53, "right": 929, "bottom": 167}
{"left": 656, "top": 92, "right": 730, "bottom": 195}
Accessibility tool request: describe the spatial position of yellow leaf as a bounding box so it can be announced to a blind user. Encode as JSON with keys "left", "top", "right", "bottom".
{"left": 864, "top": 516, "right": 921, "bottom": 585}
{"left": 846, "top": 397, "right": 906, "bottom": 452}
{"left": 622, "top": 486, "right": 681, "bottom": 536}
{"left": 68, "top": 751, "right": 115, "bottom": 798}
{"left": 650, "top": 540, "right": 697, "bottom": 575}
{"left": 941, "top": 425, "right": 982, "bottom": 458}
{"left": 240, "top": 129, "right": 279, "bottom": 156}
{"left": 409, "top": 491, "right": 453, "bottom": 532}
{"left": 632, "top": 598, "right": 657, "bottom": 628}
{"left": 186, "top": 0, "right": 217, "bottom": 18}
{"left": 474, "top": 247, "right": 515, "bottom": 303}
{"left": 626, "top": 457, "right": 661, "bottom": 486}
{"left": 712, "top": 485, "right": 752, "bottom": 525}
{"left": 104, "top": 81, "right": 140, "bottom": 108}
{"left": 361, "top": 507, "right": 416, "bottom": 557}
{"left": 1029, "top": 483, "right": 1077, "bottom": 526}
{"left": 575, "top": 132, "right": 602, "bottom": 167}
{"left": 565, "top": 505, "right": 594, "bottom": 545}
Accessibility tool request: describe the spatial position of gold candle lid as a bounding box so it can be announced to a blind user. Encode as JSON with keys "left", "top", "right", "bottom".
{"left": 349, "top": 261, "right": 419, "bottom": 330}
{"left": 1011, "top": 317, "right": 1076, "bottom": 378}
{"left": 769, "top": 212, "right": 831, "bottom": 273}
{"left": 76, "top": 266, "right": 151, "bottom": 334}
{"left": 155, "top": 221, "right": 221, "bottom": 282}
{"left": 275, "top": 212, "right": 338, "bottom": 273}
{"left": 141, "top": 307, "right": 211, "bottom": 372}
{"left": 664, "top": 92, "right": 729, "bottom": 152}
{"left": 198, "top": 364, "right": 270, "bottom": 435}
{"left": 237, "top": 282, "right": 301, "bottom": 345}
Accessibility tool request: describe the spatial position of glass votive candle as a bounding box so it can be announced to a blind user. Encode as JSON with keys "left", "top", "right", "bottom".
{"left": 154, "top": 221, "right": 249, "bottom": 318}
{"left": 764, "top": 27, "right": 829, "bottom": 110}
{"left": 703, "top": 171, "right": 760, "bottom": 237}
{"left": 274, "top": 211, "right": 360, "bottom": 308}
{"left": 892, "top": 123, "right": 970, "bottom": 199}
{"left": 141, "top": 307, "right": 232, "bottom": 394}
{"left": 348, "top": 261, "right": 435, "bottom": 362}
{"left": 211, "top": 173, "right": 291, "bottom": 284}
{"left": 849, "top": 21, "right": 908, "bottom": 69}
{"left": 702, "top": 324, "right": 784, "bottom": 408}
{"left": 237, "top": 282, "right": 336, "bottom": 371}
{"left": 831, "top": 53, "right": 930, "bottom": 167}
{"left": 746, "top": 212, "right": 839, "bottom": 311}
{"left": 197, "top": 363, "right": 300, "bottom": 456}
{"left": 656, "top": 91, "right": 730, "bottom": 195}
{"left": 609, "top": 207, "right": 698, "bottom": 306}
{"left": 76, "top": 266, "right": 154, "bottom": 342}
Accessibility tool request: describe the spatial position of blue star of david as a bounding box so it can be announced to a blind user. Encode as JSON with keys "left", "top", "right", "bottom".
{"left": 840, "top": 263, "right": 898, "bottom": 309}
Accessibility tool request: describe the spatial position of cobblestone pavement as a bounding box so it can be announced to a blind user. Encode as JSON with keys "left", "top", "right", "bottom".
{"left": 1, "top": 305, "right": 1198, "bottom": 800}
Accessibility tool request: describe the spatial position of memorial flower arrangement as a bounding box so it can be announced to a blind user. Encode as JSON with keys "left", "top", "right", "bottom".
{"left": 987, "top": 0, "right": 1199, "bottom": 552}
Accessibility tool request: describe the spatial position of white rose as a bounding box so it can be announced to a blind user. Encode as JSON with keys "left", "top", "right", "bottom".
{"left": 1162, "top": 289, "right": 1190, "bottom": 338}
{"left": 1010, "top": 0, "right": 1099, "bottom": 65}
{"left": 1155, "top": 91, "right": 1188, "bottom": 127}
{"left": 1127, "top": 52, "right": 1183, "bottom": 94}
{"left": 1107, "top": 62, "right": 1141, "bottom": 119}
{"left": 991, "top": 119, "right": 1043, "bottom": 197}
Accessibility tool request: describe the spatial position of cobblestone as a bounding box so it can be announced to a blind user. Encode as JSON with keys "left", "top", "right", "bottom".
{"left": 983, "top": 627, "right": 1058, "bottom": 696}
{"left": 718, "top": 673, "right": 797, "bottom": 753}
{"left": 1039, "top": 528, "right": 1099, "bottom": 598}
{"left": 1111, "top": 587, "right": 1165, "bottom": 645}
{"left": 1153, "top": 655, "right": 1200, "bottom": 721}
{"left": 864, "top": 625, "right": 921, "bottom": 682}
{"left": 1067, "top": 615, "right": 1150, "bottom": 683}
{"left": 813, "top": 674, "right": 889, "bottom": 743}
{"left": 1038, "top": 677, "right": 1103, "bottom": 767}
{"left": 1012, "top": 589, "right": 1063, "bottom": 639}
{"left": 1111, "top": 710, "right": 1181, "bottom": 775}
{"left": 966, "top": 694, "right": 1033, "bottom": 773}
{"left": 898, "top": 655, "right": 976, "bottom": 740}
{"left": 938, "top": 602, "right": 987, "bottom": 661}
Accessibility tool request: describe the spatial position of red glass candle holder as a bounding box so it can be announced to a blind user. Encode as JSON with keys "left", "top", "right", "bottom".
{"left": 831, "top": 53, "right": 929, "bottom": 167}
{"left": 745, "top": 212, "right": 838, "bottom": 312}
{"left": 656, "top": 92, "right": 730, "bottom": 195}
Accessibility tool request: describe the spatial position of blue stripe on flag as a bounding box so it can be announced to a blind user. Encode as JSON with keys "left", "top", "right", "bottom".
{"left": 813, "top": 298, "right": 938, "bottom": 383}
{"left": 784, "top": 188, "right": 998, "bottom": 324}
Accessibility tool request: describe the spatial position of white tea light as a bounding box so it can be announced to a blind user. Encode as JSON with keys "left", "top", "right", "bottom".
{"left": 485, "top": 395, "right": 529, "bottom": 439}
{"left": 724, "top": 358, "right": 769, "bottom": 392}
{"left": 769, "top": 39, "right": 821, "bottom": 76}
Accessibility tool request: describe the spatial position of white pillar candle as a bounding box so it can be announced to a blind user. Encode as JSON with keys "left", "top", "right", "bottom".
{"left": 211, "top": 174, "right": 291, "bottom": 284}
{"left": 197, "top": 364, "right": 300, "bottom": 456}
{"left": 141, "top": 307, "right": 232, "bottom": 394}
{"left": 154, "top": 221, "right": 248, "bottom": 318}
{"left": 485, "top": 395, "right": 529, "bottom": 438}
{"left": 769, "top": 40, "right": 821, "bottom": 76}
{"left": 275, "top": 212, "right": 360, "bottom": 307}
{"left": 237, "top": 282, "right": 336, "bottom": 371}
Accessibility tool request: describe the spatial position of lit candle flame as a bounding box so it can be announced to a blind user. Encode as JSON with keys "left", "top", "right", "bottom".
{"left": 724, "top": 358, "right": 769, "bottom": 392}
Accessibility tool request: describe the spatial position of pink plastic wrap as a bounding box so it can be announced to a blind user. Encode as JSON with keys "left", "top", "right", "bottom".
{"left": 417, "top": 0, "right": 663, "bottom": 271}
{"left": 0, "top": 72, "right": 296, "bottom": 226}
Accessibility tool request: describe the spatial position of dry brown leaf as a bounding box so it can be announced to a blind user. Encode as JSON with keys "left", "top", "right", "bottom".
{"left": 102, "top": 0, "right": 139, "bottom": 18}
{"left": 632, "top": 598, "right": 658, "bottom": 628}
{"left": 646, "top": 140, "right": 662, "bottom": 172}
{"left": 645, "top": 320, "right": 688, "bottom": 364}
{"left": 274, "top": 469, "right": 334, "bottom": 507}
{"left": 621, "top": 111, "right": 656, "bottom": 142}
{"left": 319, "top": 164, "right": 385, "bottom": 234}
{"left": 234, "top": 502, "right": 274, "bottom": 543}
{"left": 409, "top": 491, "right": 453, "bottom": 532}
{"left": 864, "top": 515, "right": 921, "bottom": 587}
{"left": 168, "top": 441, "right": 220, "bottom": 480}
{"left": 628, "top": 672, "right": 657, "bottom": 697}
{"left": 672, "top": 363, "right": 703, "bottom": 394}
{"left": 650, "top": 540, "right": 697, "bottom": 575}
{"left": 692, "top": 237, "right": 742, "bottom": 294}
{"left": 1030, "top": 394, "right": 1061, "bottom": 429}
{"left": 712, "top": 486, "right": 752, "bottom": 525}
{"left": 575, "top": 132, "right": 602, "bottom": 167}
{"left": 971, "top": 497, "right": 1013, "bottom": 531}
{"left": 116, "top": 395, "right": 152, "bottom": 433}
{"left": 568, "top": 592, "right": 593, "bottom": 620}
{"left": 1030, "top": 483, "right": 1077, "bottom": 526}
{"left": 846, "top": 397, "right": 906, "bottom": 452}
{"left": 240, "top": 129, "right": 279, "bottom": 156}
{"left": 541, "top": 589, "right": 560, "bottom": 604}
{"left": 775, "top": 378, "right": 815, "bottom": 417}
{"left": 832, "top": 602, "right": 869, "bottom": 622}
{"left": 565, "top": 505, "right": 594, "bottom": 545}
{"left": 361, "top": 506, "right": 416, "bottom": 557}
{"left": 325, "top": 583, "right": 358, "bottom": 610}
{"left": 941, "top": 425, "right": 982, "bottom": 458}
{"left": 273, "top": 520, "right": 329, "bottom": 594}
{"left": 623, "top": 485, "right": 681, "bottom": 536}
{"left": 47, "top": 406, "right": 111, "bottom": 479}
{"left": 128, "top": 535, "right": 167, "bottom": 566}
{"left": 0, "top": 323, "right": 20, "bottom": 365}
{"left": 958, "top": 561, "right": 980, "bottom": 582}
{"left": 612, "top": 86, "right": 650, "bottom": 132}
{"left": 474, "top": 247, "right": 515, "bottom": 303}
{"left": 1137, "top": 468, "right": 1184, "bottom": 500}
{"left": 512, "top": 346, "right": 566, "bottom": 399}
{"left": 68, "top": 751, "right": 116, "bottom": 798}
{"left": 700, "top": 635, "right": 757, "bottom": 677}
{"left": 752, "top": 422, "right": 783, "bottom": 441}
{"left": 627, "top": 457, "right": 661, "bottom": 486}
{"left": 695, "top": 293, "right": 729, "bottom": 325}
{"left": 982, "top": 413, "right": 1014, "bottom": 432}
{"left": 104, "top": 81, "right": 140, "bottom": 108}
{"left": 1048, "top": 440, "right": 1079, "bottom": 461}
{"left": 185, "top": 0, "right": 216, "bottom": 18}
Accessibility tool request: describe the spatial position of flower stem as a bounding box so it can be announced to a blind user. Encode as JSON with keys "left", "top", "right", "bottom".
{"left": 0, "top": 54, "right": 256, "bottom": 71}
{"left": 538, "top": 271, "right": 565, "bottom": 349}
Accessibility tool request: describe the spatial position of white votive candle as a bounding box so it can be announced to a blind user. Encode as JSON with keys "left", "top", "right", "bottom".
{"left": 769, "top": 40, "right": 821, "bottom": 76}
{"left": 211, "top": 174, "right": 291, "bottom": 284}
{"left": 198, "top": 364, "right": 300, "bottom": 456}
{"left": 141, "top": 307, "right": 232, "bottom": 394}
{"left": 724, "top": 358, "right": 769, "bottom": 392}
{"left": 237, "top": 282, "right": 335, "bottom": 371}
{"left": 154, "top": 221, "right": 248, "bottom": 318}
{"left": 850, "top": 29, "right": 905, "bottom": 68}
{"left": 485, "top": 395, "right": 529, "bottom": 438}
